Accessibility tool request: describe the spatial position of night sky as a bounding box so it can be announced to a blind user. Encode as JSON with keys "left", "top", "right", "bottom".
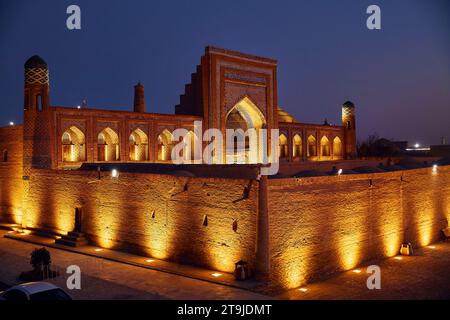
{"left": 0, "top": 0, "right": 449, "bottom": 145}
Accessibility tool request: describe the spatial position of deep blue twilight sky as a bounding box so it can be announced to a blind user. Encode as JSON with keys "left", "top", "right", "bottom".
{"left": 0, "top": 0, "right": 449, "bottom": 145}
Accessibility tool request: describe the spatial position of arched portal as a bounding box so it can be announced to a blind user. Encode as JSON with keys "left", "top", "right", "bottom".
{"left": 157, "top": 129, "right": 173, "bottom": 161}
{"left": 333, "top": 136, "right": 343, "bottom": 158}
{"left": 97, "top": 127, "right": 119, "bottom": 161}
{"left": 320, "top": 136, "right": 331, "bottom": 157}
{"left": 279, "top": 134, "right": 288, "bottom": 159}
{"left": 129, "top": 128, "right": 148, "bottom": 161}
{"left": 292, "top": 134, "right": 302, "bottom": 158}
{"left": 61, "top": 126, "right": 86, "bottom": 162}
{"left": 225, "top": 97, "right": 266, "bottom": 164}
{"left": 307, "top": 135, "right": 317, "bottom": 158}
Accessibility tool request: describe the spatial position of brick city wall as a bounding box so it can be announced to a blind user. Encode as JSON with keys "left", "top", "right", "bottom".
{"left": 268, "top": 165, "right": 450, "bottom": 289}
{"left": 0, "top": 125, "right": 23, "bottom": 224}
{"left": 21, "top": 169, "right": 258, "bottom": 272}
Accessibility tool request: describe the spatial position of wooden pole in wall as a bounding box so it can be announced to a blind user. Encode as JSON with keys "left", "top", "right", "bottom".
{"left": 255, "top": 173, "right": 270, "bottom": 281}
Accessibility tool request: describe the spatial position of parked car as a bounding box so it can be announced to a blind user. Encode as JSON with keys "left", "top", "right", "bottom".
{"left": 0, "top": 282, "right": 72, "bottom": 301}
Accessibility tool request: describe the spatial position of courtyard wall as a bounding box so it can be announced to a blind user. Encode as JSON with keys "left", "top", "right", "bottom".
{"left": 21, "top": 169, "right": 258, "bottom": 273}
{"left": 268, "top": 166, "right": 450, "bottom": 288}
{"left": 0, "top": 125, "right": 23, "bottom": 224}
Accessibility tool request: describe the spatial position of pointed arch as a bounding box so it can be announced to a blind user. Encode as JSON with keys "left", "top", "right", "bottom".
{"left": 61, "top": 126, "right": 86, "bottom": 162}
{"left": 129, "top": 128, "right": 148, "bottom": 161}
{"left": 292, "top": 134, "right": 302, "bottom": 158}
{"left": 320, "top": 136, "right": 331, "bottom": 157}
{"left": 97, "top": 127, "right": 119, "bottom": 161}
{"left": 157, "top": 129, "right": 173, "bottom": 161}
{"left": 183, "top": 130, "right": 198, "bottom": 161}
{"left": 225, "top": 96, "right": 266, "bottom": 164}
{"left": 307, "top": 135, "right": 317, "bottom": 157}
{"left": 279, "top": 134, "right": 288, "bottom": 159}
{"left": 333, "top": 136, "right": 343, "bottom": 158}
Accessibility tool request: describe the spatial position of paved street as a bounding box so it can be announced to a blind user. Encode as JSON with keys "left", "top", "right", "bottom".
{"left": 0, "top": 231, "right": 270, "bottom": 300}
{"left": 279, "top": 242, "right": 450, "bottom": 300}
{"left": 1, "top": 230, "right": 449, "bottom": 300}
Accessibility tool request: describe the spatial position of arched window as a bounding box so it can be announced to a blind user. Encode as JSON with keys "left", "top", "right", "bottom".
{"left": 292, "top": 134, "right": 302, "bottom": 158}
{"left": 61, "top": 126, "right": 86, "bottom": 162}
{"left": 36, "top": 94, "right": 42, "bottom": 111}
{"left": 157, "top": 129, "right": 173, "bottom": 161}
{"left": 129, "top": 128, "right": 148, "bottom": 161}
{"left": 333, "top": 136, "right": 343, "bottom": 158}
{"left": 307, "top": 135, "right": 317, "bottom": 157}
{"left": 279, "top": 134, "right": 288, "bottom": 159}
{"left": 97, "top": 127, "right": 119, "bottom": 161}
{"left": 320, "top": 136, "right": 331, "bottom": 157}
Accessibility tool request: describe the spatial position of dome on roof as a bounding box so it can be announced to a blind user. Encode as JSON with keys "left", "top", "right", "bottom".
{"left": 24, "top": 55, "right": 47, "bottom": 69}
{"left": 277, "top": 106, "right": 298, "bottom": 123}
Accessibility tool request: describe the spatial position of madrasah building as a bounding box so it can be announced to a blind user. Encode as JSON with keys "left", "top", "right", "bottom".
{"left": 17, "top": 46, "right": 356, "bottom": 171}
{"left": 11, "top": 47, "right": 449, "bottom": 291}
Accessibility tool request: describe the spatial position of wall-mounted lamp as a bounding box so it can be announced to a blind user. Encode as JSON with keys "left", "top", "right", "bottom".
{"left": 111, "top": 169, "right": 119, "bottom": 178}
{"left": 400, "top": 243, "right": 413, "bottom": 256}
{"left": 432, "top": 164, "right": 438, "bottom": 174}
{"left": 337, "top": 169, "right": 343, "bottom": 176}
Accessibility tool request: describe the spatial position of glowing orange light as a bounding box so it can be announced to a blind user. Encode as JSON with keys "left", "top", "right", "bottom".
{"left": 298, "top": 288, "right": 308, "bottom": 292}
{"left": 428, "top": 246, "right": 436, "bottom": 249}
{"left": 394, "top": 256, "right": 402, "bottom": 260}
{"left": 211, "top": 273, "right": 222, "bottom": 277}
{"left": 95, "top": 248, "right": 103, "bottom": 252}
{"left": 352, "top": 269, "right": 362, "bottom": 274}
{"left": 145, "top": 259, "right": 154, "bottom": 263}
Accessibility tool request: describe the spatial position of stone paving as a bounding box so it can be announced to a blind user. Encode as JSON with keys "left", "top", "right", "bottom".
{"left": 1, "top": 229, "right": 449, "bottom": 300}
{"left": 0, "top": 231, "right": 270, "bottom": 300}
{"left": 278, "top": 242, "right": 450, "bottom": 300}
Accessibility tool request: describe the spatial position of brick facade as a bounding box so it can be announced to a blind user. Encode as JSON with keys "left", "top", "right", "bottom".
{"left": 2, "top": 47, "right": 446, "bottom": 289}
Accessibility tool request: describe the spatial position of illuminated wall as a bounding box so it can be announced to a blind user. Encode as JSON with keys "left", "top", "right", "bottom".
{"left": 268, "top": 166, "right": 450, "bottom": 289}
{"left": 21, "top": 169, "right": 258, "bottom": 273}
{"left": 0, "top": 125, "right": 24, "bottom": 224}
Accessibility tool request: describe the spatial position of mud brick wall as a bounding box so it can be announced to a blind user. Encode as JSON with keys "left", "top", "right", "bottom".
{"left": 268, "top": 166, "right": 450, "bottom": 289}
{"left": 22, "top": 169, "right": 258, "bottom": 272}
{"left": 0, "top": 125, "right": 23, "bottom": 224}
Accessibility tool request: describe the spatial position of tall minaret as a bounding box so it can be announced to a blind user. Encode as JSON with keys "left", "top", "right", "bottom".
{"left": 23, "top": 55, "right": 54, "bottom": 172}
{"left": 133, "top": 82, "right": 146, "bottom": 113}
{"left": 24, "top": 55, "right": 50, "bottom": 111}
{"left": 342, "top": 101, "right": 357, "bottom": 159}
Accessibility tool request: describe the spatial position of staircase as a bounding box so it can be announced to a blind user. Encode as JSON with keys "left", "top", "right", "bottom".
{"left": 55, "top": 231, "right": 88, "bottom": 247}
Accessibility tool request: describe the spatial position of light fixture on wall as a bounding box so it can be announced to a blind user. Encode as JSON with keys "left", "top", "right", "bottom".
{"left": 337, "top": 169, "right": 343, "bottom": 175}
{"left": 400, "top": 243, "right": 413, "bottom": 256}
{"left": 211, "top": 273, "right": 222, "bottom": 277}
{"left": 111, "top": 169, "right": 119, "bottom": 178}
{"left": 298, "top": 287, "right": 308, "bottom": 292}
{"left": 432, "top": 164, "right": 438, "bottom": 174}
{"left": 9, "top": 121, "right": 14, "bottom": 126}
